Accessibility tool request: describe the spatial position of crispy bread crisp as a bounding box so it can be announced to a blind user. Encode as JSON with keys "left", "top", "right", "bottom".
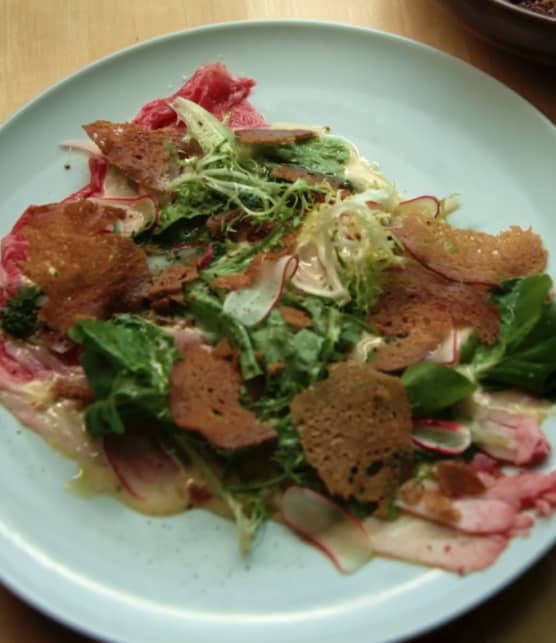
{"left": 371, "top": 298, "right": 452, "bottom": 372}
{"left": 368, "top": 260, "right": 500, "bottom": 371}
{"left": 291, "top": 362, "right": 413, "bottom": 508}
{"left": 19, "top": 200, "right": 150, "bottom": 333}
{"left": 169, "top": 346, "right": 276, "bottom": 450}
{"left": 393, "top": 215, "right": 547, "bottom": 285}
{"left": 83, "top": 121, "right": 191, "bottom": 191}
{"left": 235, "top": 128, "right": 315, "bottom": 145}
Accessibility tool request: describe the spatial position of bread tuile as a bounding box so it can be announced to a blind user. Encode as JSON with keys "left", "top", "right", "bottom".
{"left": 235, "top": 128, "right": 316, "bottom": 145}
{"left": 370, "top": 298, "right": 452, "bottom": 372}
{"left": 19, "top": 200, "right": 150, "bottom": 333}
{"left": 368, "top": 260, "right": 500, "bottom": 372}
{"left": 291, "top": 362, "right": 413, "bottom": 509}
{"left": 393, "top": 214, "right": 547, "bottom": 286}
{"left": 83, "top": 120, "right": 195, "bottom": 191}
{"left": 169, "top": 346, "right": 277, "bottom": 450}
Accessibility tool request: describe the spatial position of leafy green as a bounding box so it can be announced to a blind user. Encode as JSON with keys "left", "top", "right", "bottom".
{"left": 293, "top": 198, "right": 403, "bottom": 311}
{"left": 68, "top": 315, "right": 180, "bottom": 437}
{"left": 148, "top": 100, "right": 327, "bottom": 239}
{"left": 171, "top": 97, "right": 235, "bottom": 155}
{"left": 258, "top": 135, "right": 350, "bottom": 176}
{"left": 156, "top": 187, "right": 228, "bottom": 235}
{"left": 467, "top": 275, "right": 556, "bottom": 395}
{"left": 401, "top": 361, "right": 476, "bottom": 416}
{"left": 186, "top": 282, "right": 262, "bottom": 380}
{"left": 243, "top": 298, "right": 370, "bottom": 484}
{"left": 250, "top": 311, "right": 324, "bottom": 409}
{"left": 249, "top": 298, "right": 370, "bottom": 416}
{"left": 201, "top": 225, "right": 286, "bottom": 282}
{"left": 1, "top": 285, "right": 41, "bottom": 339}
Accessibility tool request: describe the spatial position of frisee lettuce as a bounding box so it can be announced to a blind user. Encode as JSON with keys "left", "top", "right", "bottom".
{"left": 293, "top": 197, "right": 404, "bottom": 311}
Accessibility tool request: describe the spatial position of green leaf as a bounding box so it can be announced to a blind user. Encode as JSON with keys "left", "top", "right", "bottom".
{"left": 187, "top": 282, "right": 262, "bottom": 380}
{"left": 171, "top": 97, "right": 235, "bottom": 154}
{"left": 469, "top": 275, "right": 556, "bottom": 395}
{"left": 493, "top": 274, "right": 551, "bottom": 350}
{"left": 155, "top": 187, "right": 228, "bottom": 235}
{"left": 69, "top": 315, "right": 180, "bottom": 437}
{"left": 258, "top": 135, "right": 350, "bottom": 176}
{"left": 401, "top": 361, "right": 476, "bottom": 416}
{"left": 1, "top": 285, "right": 42, "bottom": 339}
{"left": 485, "top": 337, "right": 556, "bottom": 394}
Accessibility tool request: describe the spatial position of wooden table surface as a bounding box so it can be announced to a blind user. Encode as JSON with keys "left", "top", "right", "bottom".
{"left": 1, "top": 1, "right": 555, "bottom": 642}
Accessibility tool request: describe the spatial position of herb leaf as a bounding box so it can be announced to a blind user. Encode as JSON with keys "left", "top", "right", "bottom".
{"left": 1, "top": 285, "right": 42, "bottom": 339}
{"left": 69, "top": 315, "right": 180, "bottom": 437}
{"left": 469, "top": 275, "right": 556, "bottom": 395}
{"left": 401, "top": 361, "right": 476, "bottom": 416}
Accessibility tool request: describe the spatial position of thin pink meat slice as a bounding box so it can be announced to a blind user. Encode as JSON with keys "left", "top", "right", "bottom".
{"left": 484, "top": 471, "right": 556, "bottom": 514}
{"left": 365, "top": 515, "right": 508, "bottom": 575}
{"left": 134, "top": 62, "right": 268, "bottom": 130}
{"left": 398, "top": 495, "right": 522, "bottom": 535}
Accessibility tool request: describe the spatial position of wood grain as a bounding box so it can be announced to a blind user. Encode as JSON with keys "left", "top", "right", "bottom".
{"left": 1, "top": 1, "right": 555, "bottom": 642}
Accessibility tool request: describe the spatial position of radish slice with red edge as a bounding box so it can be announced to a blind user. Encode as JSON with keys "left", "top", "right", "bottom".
{"left": 103, "top": 435, "right": 196, "bottom": 514}
{"left": 396, "top": 195, "right": 440, "bottom": 218}
{"left": 427, "top": 327, "right": 472, "bottom": 366}
{"left": 280, "top": 486, "right": 372, "bottom": 574}
{"left": 223, "top": 255, "right": 298, "bottom": 326}
{"left": 61, "top": 139, "right": 101, "bottom": 156}
{"left": 412, "top": 419, "right": 472, "bottom": 455}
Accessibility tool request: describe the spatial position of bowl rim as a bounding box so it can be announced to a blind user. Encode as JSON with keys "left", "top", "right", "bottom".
{"left": 491, "top": 0, "right": 556, "bottom": 23}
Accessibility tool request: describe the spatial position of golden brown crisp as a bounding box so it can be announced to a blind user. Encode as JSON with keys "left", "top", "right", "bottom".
{"left": 270, "top": 165, "right": 346, "bottom": 189}
{"left": 19, "top": 200, "right": 150, "bottom": 333}
{"left": 279, "top": 306, "right": 312, "bottom": 329}
{"left": 368, "top": 260, "right": 500, "bottom": 372}
{"left": 147, "top": 261, "right": 198, "bottom": 312}
{"left": 235, "top": 128, "right": 316, "bottom": 145}
{"left": 422, "top": 489, "right": 462, "bottom": 523}
{"left": 83, "top": 120, "right": 193, "bottom": 191}
{"left": 290, "top": 362, "right": 413, "bottom": 508}
{"left": 169, "top": 346, "right": 277, "bottom": 450}
{"left": 370, "top": 298, "right": 452, "bottom": 372}
{"left": 435, "top": 461, "right": 486, "bottom": 498}
{"left": 393, "top": 214, "right": 547, "bottom": 286}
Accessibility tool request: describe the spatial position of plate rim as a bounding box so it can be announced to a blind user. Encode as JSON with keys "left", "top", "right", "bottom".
{"left": 1, "top": 17, "right": 555, "bottom": 643}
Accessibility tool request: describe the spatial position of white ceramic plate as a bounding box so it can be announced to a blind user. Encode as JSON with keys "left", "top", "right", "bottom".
{"left": 1, "top": 20, "right": 555, "bottom": 643}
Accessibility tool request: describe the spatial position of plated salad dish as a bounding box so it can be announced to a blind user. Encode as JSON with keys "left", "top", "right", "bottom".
{"left": 1, "top": 62, "right": 555, "bottom": 577}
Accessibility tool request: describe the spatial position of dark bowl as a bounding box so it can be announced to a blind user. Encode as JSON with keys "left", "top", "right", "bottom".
{"left": 439, "top": 0, "right": 556, "bottom": 66}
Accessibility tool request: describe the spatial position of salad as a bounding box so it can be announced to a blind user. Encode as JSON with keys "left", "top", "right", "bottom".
{"left": 1, "top": 62, "right": 555, "bottom": 576}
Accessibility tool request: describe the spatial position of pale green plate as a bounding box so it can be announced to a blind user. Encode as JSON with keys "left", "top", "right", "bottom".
{"left": 0, "top": 20, "right": 555, "bottom": 643}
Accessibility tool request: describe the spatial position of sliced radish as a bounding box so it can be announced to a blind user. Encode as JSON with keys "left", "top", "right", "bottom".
{"left": 280, "top": 486, "right": 372, "bottom": 574}
{"left": 412, "top": 419, "right": 471, "bottom": 455}
{"left": 89, "top": 195, "right": 158, "bottom": 236}
{"left": 396, "top": 195, "right": 440, "bottom": 218}
{"left": 103, "top": 434, "right": 197, "bottom": 515}
{"left": 427, "top": 327, "right": 473, "bottom": 366}
{"left": 101, "top": 165, "right": 141, "bottom": 199}
{"left": 223, "top": 255, "right": 298, "bottom": 326}
{"left": 61, "top": 139, "right": 102, "bottom": 156}
{"left": 460, "top": 390, "right": 551, "bottom": 466}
